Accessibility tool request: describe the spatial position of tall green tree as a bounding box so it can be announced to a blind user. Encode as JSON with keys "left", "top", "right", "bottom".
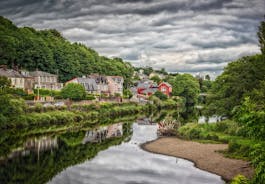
{"left": 0, "top": 16, "right": 134, "bottom": 85}
{"left": 258, "top": 18, "right": 265, "bottom": 55}
{"left": 61, "top": 83, "right": 86, "bottom": 101}
{"left": 206, "top": 54, "right": 265, "bottom": 117}
{"left": 168, "top": 74, "right": 200, "bottom": 107}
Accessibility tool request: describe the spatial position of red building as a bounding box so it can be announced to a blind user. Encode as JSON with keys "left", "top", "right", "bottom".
{"left": 158, "top": 82, "right": 172, "bottom": 96}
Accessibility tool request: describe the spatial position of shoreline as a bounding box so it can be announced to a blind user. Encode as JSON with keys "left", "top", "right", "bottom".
{"left": 141, "top": 137, "right": 254, "bottom": 182}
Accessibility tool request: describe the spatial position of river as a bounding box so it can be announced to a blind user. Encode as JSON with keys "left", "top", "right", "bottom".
{"left": 48, "top": 121, "right": 224, "bottom": 184}
{"left": 0, "top": 115, "right": 224, "bottom": 184}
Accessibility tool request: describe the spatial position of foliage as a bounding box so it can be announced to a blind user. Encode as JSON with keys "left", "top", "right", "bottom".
{"left": 85, "top": 94, "right": 96, "bottom": 100}
{"left": 0, "top": 122, "right": 133, "bottom": 184}
{"left": 205, "top": 54, "right": 265, "bottom": 117}
{"left": 0, "top": 16, "right": 134, "bottom": 85}
{"left": 61, "top": 83, "right": 86, "bottom": 101}
{"left": 0, "top": 76, "right": 11, "bottom": 92}
{"left": 153, "top": 90, "right": 168, "bottom": 101}
{"left": 258, "top": 19, "right": 265, "bottom": 54}
{"left": 0, "top": 94, "right": 26, "bottom": 124}
{"left": 231, "top": 175, "right": 249, "bottom": 184}
{"left": 123, "top": 89, "right": 133, "bottom": 99}
{"left": 234, "top": 97, "right": 265, "bottom": 140}
{"left": 150, "top": 75, "right": 161, "bottom": 84}
{"left": 168, "top": 73, "right": 200, "bottom": 107}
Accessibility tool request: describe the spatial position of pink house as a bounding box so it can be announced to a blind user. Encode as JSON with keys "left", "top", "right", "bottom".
{"left": 106, "top": 76, "right": 124, "bottom": 96}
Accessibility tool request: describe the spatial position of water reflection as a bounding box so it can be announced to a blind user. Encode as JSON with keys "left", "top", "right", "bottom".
{"left": 83, "top": 123, "right": 123, "bottom": 144}
{"left": 0, "top": 122, "right": 132, "bottom": 184}
{"left": 49, "top": 121, "right": 224, "bottom": 184}
{"left": 3, "top": 136, "right": 58, "bottom": 161}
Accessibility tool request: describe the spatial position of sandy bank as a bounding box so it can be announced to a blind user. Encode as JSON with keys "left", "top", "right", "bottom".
{"left": 142, "top": 137, "right": 254, "bottom": 181}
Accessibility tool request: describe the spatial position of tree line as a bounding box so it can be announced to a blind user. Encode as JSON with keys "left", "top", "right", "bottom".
{"left": 0, "top": 16, "right": 134, "bottom": 86}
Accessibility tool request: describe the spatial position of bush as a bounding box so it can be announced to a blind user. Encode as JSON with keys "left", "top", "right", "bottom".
{"left": 154, "top": 91, "right": 168, "bottom": 101}
{"left": 61, "top": 83, "right": 86, "bottom": 101}
{"left": 231, "top": 175, "right": 249, "bottom": 184}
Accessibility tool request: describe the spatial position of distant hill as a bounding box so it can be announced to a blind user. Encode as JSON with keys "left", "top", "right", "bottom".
{"left": 0, "top": 16, "right": 133, "bottom": 85}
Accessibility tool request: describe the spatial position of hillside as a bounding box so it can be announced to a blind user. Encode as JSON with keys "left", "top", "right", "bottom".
{"left": 0, "top": 16, "right": 133, "bottom": 85}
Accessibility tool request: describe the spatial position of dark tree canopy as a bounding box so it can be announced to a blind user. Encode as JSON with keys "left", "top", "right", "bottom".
{"left": 258, "top": 19, "right": 265, "bottom": 54}
{"left": 0, "top": 16, "right": 134, "bottom": 86}
{"left": 206, "top": 54, "right": 265, "bottom": 117}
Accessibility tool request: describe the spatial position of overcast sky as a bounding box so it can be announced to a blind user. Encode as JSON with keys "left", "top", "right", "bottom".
{"left": 0, "top": 0, "right": 264, "bottom": 76}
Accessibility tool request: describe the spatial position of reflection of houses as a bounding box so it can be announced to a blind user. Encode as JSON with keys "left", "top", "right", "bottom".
{"left": 30, "top": 71, "right": 63, "bottom": 90}
{"left": 82, "top": 123, "right": 123, "bottom": 144}
{"left": 137, "top": 118, "right": 155, "bottom": 125}
{"left": 66, "top": 77, "right": 98, "bottom": 94}
{"left": 4, "top": 136, "right": 58, "bottom": 160}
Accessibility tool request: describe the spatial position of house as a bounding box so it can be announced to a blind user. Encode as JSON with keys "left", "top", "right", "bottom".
{"left": 106, "top": 76, "right": 124, "bottom": 96}
{"left": 66, "top": 77, "right": 98, "bottom": 94}
{"left": 29, "top": 70, "right": 63, "bottom": 90}
{"left": 136, "top": 80, "right": 158, "bottom": 96}
{"left": 88, "top": 74, "right": 109, "bottom": 95}
{"left": 158, "top": 82, "right": 172, "bottom": 96}
{"left": 0, "top": 67, "right": 25, "bottom": 89}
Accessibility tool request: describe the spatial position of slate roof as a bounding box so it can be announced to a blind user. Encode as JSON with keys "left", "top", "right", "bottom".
{"left": 29, "top": 71, "right": 57, "bottom": 77}
{"left": 76, "top": 78, "right": 97, "bottom": 91}
{"left": 0, "top": 68, "right": 24, "bottom": 78}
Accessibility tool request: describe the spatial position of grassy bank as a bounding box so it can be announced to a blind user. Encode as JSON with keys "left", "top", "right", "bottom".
{"left": 1, "top": 97, "right": 179, "bottom": 130}
{"left": 177, "top": 121, "right": 265, "bottom": 184}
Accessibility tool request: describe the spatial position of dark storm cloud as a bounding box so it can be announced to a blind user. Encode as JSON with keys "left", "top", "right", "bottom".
{"left": 0, "top": 0, "right": 264, "bottom": 77}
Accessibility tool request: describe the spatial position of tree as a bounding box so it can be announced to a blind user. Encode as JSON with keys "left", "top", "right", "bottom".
{"left": 206, "top": 54, "right": 265, "bottom": 117}
{"left": 258, "top": 19, "right": 265, "bottom": 54}
{"left": 168, "top": 74, "right": 200, "bottom": 107}
{"left": 0, "top": 94, "right": 26, "bottom": 124}
{"left": 61, "top": 83, "right": 86, "bottom": 101}
{"left": 0, "top": 76, "right": 11, "bottom": 93}
{"left": 205, "top": 74, "right": 210, "bottom": 81}
{"left": 0, "top": 16, "right": 134, "bottom": 83}
{"left": 123, "top": 89, "right": 133, "bottom": 99}
{"left": 150, "top": 75, "right": 161, "bottom": 84}
{"left": 154, "top": 90, "right": 168, "bottom": 101}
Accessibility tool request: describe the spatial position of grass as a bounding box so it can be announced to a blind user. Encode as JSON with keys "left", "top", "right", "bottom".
{"left": 177, "top": 121, "right": 265, "bottom": 183}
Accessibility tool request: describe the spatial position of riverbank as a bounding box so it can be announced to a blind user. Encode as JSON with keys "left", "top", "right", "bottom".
{"left": 142, "top": 137, "right": 254, "bottom": 182}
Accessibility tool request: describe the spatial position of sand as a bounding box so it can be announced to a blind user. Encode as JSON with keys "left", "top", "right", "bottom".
{"left": 142, "top": 137, "right": 254, "bottom": 181}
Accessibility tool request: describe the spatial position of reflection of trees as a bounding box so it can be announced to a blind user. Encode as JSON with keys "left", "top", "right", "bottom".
{"left": 0, "top": 123, "right": 132, "bottom": 184}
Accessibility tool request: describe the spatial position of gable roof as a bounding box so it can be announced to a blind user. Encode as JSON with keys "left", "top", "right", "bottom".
{"left": 29, "top": 71, "right": 57, "bottom": 77}
{"left": 76, "top": 78, "right": 97, "bottom": 91}
{"left": 159, "top": 82, "right": 172, "bottom": 87}
{"left": 0, "top": 68, "right": 24, "bottom": 78}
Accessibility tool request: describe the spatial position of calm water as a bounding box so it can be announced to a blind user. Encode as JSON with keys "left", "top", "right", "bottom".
{"left": 48, "top": 122, "right": 224, "bottom": 184}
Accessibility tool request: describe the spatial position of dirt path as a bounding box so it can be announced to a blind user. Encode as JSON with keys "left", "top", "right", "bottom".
{"left": 142, "top": 137, "right": 254, "bottom": 181}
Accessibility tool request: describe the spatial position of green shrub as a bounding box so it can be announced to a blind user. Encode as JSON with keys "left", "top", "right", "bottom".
{"left": 231, "top": 175, "right": 249, "bottom": 184}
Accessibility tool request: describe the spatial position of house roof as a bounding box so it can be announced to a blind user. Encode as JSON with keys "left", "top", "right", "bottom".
{"left": 142, "top": 88, "right": 158, "bottom": 94}
{"left": 88, "top": 74, "right": 108, "bottom": 84}
{"left": 29, "top": 71, "right": 57, "bottom": 77}
{"left": 0, "top": 68, "right": 24, "bottom": 78}
{"left": 159, "top": 82, "right": 172, "bottom": 87}
{"left": 76, "top": 77, "right": 97, "bottom": 91}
